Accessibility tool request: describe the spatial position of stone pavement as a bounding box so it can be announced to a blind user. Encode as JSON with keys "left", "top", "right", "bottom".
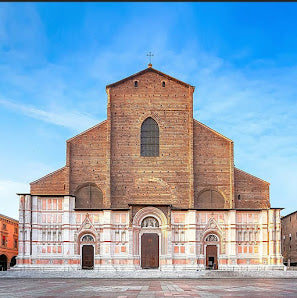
{"left": 1, "top": 269, "right": 297, "bottom": 279}
{"left": 0, "top": 278, "right": 297, "bottom": 297}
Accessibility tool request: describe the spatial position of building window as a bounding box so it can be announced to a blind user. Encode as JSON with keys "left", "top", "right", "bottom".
{"left": 14, "top": 227, "right": 17, "bottom": 234}
{"left": 134, "top": 80, "right": 138, "bottom": 87}
{"left": 2, "top": 236, "right": 6, "bottom": 246}
{"left": 14, "top": 239, "right": 18, "bottom": 249}
{"left": 140, "top": 117, "right": 159, "bottom": 157}
{"left": 115, "top": 231, "right": 120, "bottom": 242}
{"left": 238, "top": 194, "right": 241, "bottom": 200}
{"left": 162, "top": 81, "right": 165, "bottom": 87}
{"left": 2, "top": 223, "right": 6, "bottom": 230}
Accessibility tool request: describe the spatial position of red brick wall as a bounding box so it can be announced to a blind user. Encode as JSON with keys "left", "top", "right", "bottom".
{"left": 67, "top": 120, "right": 109, "bottom": 207}
{"left": 234, "top": 168, "right": 270, "bottom": 209}
{"left": 107, "top": 70, "right": 194, "bottom": 208}
{"left": 28, "top": 67, "right": 271, "bottom": 211}
{"left": 193, "top": 120, "right": 234, "bottom": 208}
{"left": 31, "top": 167, "right": 67, "bottom": 195}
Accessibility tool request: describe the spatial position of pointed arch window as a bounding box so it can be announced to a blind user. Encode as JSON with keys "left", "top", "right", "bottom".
{"left": 141, "top": 117, "right": 159, "bottom": 157}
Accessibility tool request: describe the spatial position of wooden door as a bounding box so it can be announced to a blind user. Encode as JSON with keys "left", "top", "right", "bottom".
{"left": 82, "top": 245, "right": 94, "bottom": 269}
{"left": 206, "top": 245, "right": 218, "bottom": 270}
{"left": 141, "top": 233, "right": 159, "bottom": 269}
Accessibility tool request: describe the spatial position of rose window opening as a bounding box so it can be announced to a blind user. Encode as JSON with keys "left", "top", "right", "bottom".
{"left": 141, "top": 217, "right": 159, "bottom": 228}
{"left": 81, "top": 235, "right": 95, "bottom": 242}
{"left": 205, "top": 234, "right": 219, "bottom": 242}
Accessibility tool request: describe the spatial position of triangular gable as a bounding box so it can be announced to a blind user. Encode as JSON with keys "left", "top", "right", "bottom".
{"left": 202, "top": 217, "right": 224, "bottom": 239}
{"left": 106, "top": 66, "right": 195, "bottom": 89}
{"left": 77, "top": 213, "right": 98, "bottom": 236}
{"left": 194, "top": 119, "right": 233, "bottom": 143}
{"left": 234, "top": 167, "right": 270, "bottom": 185}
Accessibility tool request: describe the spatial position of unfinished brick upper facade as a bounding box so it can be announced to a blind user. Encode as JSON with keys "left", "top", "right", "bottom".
{"left": 30, "top": 66, "right": 270, "bottom": 210}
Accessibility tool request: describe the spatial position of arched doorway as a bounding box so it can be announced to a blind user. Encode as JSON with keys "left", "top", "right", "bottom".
{"left": 81, "top": 235, "right": 95, "bottom": 270}
{"left": 10, "top": 256, "right": 17, "bottom": 268}
{"left": 0, "top": 254, "right": 7, "bottom": 271}
{"left": 141, "top": 217, "right": 159, "bottom": 269}
{"left": 205, "top": 234, "right": 219, "bottom": 270}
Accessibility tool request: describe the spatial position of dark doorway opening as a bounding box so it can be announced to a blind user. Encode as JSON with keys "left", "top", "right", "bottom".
{"left": 10, "top": 256, "right": 17, "bottom": 268}
{"left": 82, "top": 245, "right": 94, "bottom": 269}
{"left": 206, "top": 245, "right": 218, "bottom": 270}
{"left": 0, "top": 254, "right": 7, "bottom": 271}
{"left": 141, "top": 233, "right": 159, "bottom": 269}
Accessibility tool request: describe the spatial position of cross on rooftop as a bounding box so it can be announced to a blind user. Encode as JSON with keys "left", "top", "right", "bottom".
{"left": 147, "top": 52, "right": 154, "bottom": 66}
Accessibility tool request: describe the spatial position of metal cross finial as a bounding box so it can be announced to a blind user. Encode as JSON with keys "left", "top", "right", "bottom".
{"left": 147, "top": 52, "right": 154, "bottom": 64}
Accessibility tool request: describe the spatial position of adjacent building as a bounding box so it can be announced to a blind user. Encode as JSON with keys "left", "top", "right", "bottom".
{"left": 0, "top": 214, "right": 18, "bottom": 271}
{"left": 16, "top": 64, "right": 283, "bottom": 271}
{"left": 281, "top": 210, "right": 297, "bottom": 266}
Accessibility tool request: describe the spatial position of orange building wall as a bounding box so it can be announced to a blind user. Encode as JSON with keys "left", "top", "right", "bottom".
{"left": 0, "top": 214, "right": 18, "bottom": 269}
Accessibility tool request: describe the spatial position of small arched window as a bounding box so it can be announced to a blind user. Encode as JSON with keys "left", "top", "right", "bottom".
{"left": 141, "top": 117, "right": 159, "bottom": 157}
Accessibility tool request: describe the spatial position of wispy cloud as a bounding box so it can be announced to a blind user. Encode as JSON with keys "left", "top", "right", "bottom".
{"left": 0, "top": 98, "right": 99, "bottom": 132}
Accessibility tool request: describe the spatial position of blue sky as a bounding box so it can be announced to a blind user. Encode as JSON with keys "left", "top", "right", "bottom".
{"left": 0, "top": 2, "right": 297, "bottom": 219}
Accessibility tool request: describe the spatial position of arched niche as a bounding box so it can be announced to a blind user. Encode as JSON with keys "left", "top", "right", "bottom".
{"left": 75, "top": 183, "right": 103, "bottom": 209}
{"left": 195, "top": 189, "right": 225, "bottom": 209}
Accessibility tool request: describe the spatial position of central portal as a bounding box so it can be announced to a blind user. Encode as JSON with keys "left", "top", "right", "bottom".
{"left": 141, "top": 233, "right": 159, "bottom": 269}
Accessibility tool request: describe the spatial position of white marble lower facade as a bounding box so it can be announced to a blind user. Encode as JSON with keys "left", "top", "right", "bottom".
{"left": 16, "top": 195, "right": 284, "bottom": 270}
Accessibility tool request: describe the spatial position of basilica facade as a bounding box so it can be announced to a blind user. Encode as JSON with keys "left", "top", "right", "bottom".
{"left": 16, "top": 64, "right": 283, "bottom": 270}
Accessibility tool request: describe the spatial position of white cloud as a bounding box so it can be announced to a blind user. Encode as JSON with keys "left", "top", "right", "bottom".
{"left": 0, "top": 180, "right": 29, "bottom": 220}
{"left": 0, "top": 98, "right": 99, "bottom": 132}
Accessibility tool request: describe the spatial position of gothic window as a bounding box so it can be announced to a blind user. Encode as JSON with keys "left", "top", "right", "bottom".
{"left": 238, "top": 231, "right": 242, "bottom": 242}
{"left": 115, "top": 231, "right": 120, "bottom": 242}
{"left": 75, "top": 183, "right": 103, "bottom": 209}
{"left": 121, "top": 232, "right": 126, "bottom": 242}
{"left": 141, "top": 217, "right": 159, "bottom": 228}
{"left": 195, "top": 189, "right": 225, "bottom": 209}
{"left": 205, "top": 234, "right": 219, "bottom": 242}
{"left": 81, "top": 235, "right": 94, "bottom": 242}
{"left": 141, "top": 117, "right": 159, "bottom": 157}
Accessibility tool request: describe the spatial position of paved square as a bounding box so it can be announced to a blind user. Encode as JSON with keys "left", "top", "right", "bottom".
{"left": 0, "top": 278, "right": 296, "bottom": 297}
